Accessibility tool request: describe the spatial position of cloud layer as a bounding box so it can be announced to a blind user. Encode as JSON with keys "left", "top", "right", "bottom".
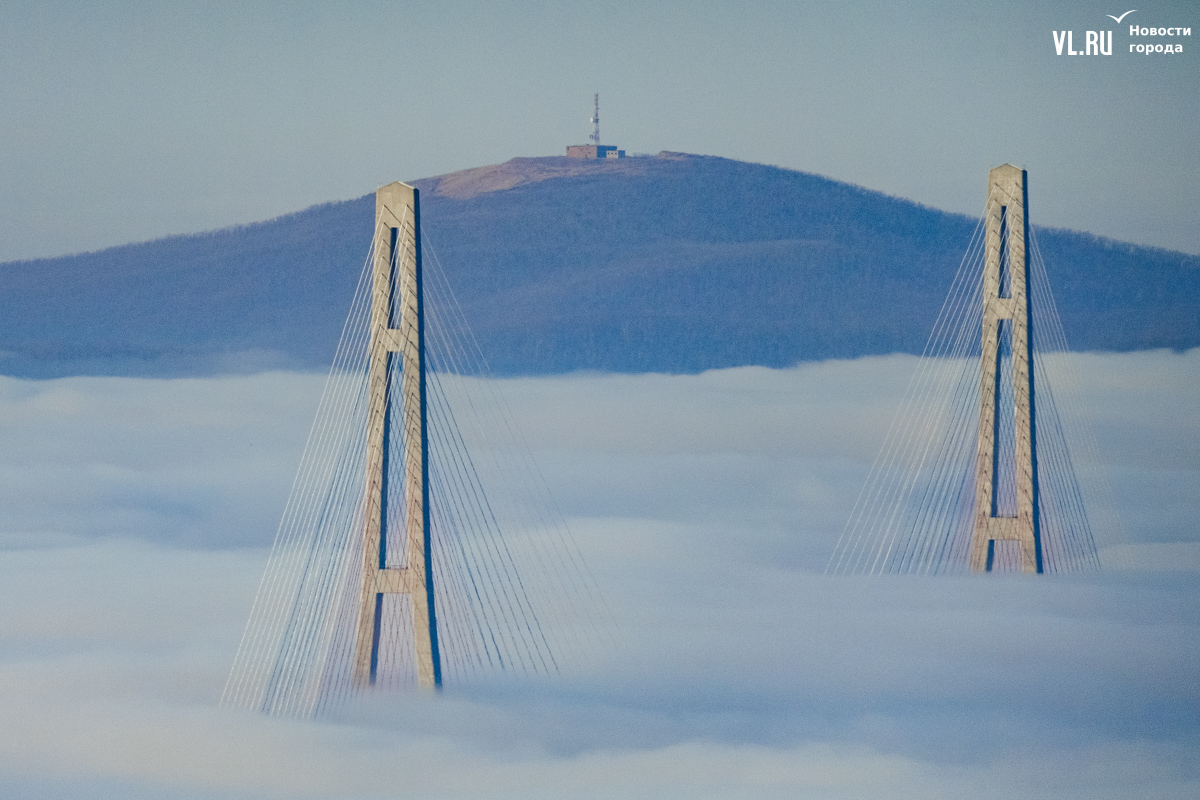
{"left": 0, "top": 351, "right": 1197, "bottom": 797}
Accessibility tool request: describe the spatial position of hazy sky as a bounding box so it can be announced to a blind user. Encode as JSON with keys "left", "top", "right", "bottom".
{"left": 1, "top": 0, "right": 1197, "bottom": 262}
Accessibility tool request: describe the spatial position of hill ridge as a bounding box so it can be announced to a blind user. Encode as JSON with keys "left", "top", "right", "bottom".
{"left": 1, "top": 153, "right": 1197, "bottom": 378}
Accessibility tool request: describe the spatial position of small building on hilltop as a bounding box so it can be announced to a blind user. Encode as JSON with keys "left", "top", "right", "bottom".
{"left": 566, "top": 144, "right": 625, "bottom": 159}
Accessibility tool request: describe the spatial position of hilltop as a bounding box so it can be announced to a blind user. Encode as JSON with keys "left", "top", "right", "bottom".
{"left": 1, "top": 153, "right": 1197, "bottom": 378}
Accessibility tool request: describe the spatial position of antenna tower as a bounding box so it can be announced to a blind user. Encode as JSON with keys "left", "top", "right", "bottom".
{"left": 589, "top": 93, "right": 600, "bottom": 145}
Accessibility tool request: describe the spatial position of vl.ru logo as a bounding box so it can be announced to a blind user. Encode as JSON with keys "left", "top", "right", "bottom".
{"left": 1053, "top": 29, "right": 1113, "bottom": 55}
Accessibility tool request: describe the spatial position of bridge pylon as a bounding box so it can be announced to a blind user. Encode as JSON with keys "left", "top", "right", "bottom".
{"left": 968, "top": 164, "right": 1042, "bottom": 573}
{"left": 352, "top": 181, "right": 442, "bottom": 688}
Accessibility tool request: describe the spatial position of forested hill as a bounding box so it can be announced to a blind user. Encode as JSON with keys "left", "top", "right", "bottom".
{"left": 2, "top": 152, "right": 1197, "bottom": 378}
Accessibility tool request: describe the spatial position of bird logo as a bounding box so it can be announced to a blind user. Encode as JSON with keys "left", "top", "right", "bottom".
{"left": 1106, "top": 10, "right": 1136, "bottom": 23}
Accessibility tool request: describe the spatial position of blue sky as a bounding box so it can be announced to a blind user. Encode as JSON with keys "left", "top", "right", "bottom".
{"left": 1, "top": 0, "right": 1197, "bottom": 261}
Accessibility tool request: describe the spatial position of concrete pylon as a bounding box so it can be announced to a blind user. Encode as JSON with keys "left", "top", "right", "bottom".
{"left": 352, "top": 182, "right": 442, "bottom": 687}
{"left": 968, "top": 165, "right": 1042, "bottom": 574}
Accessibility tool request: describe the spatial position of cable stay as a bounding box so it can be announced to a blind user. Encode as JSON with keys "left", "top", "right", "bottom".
{"left": 827, "top": 166, "right": 1122, "bottom": 576}
{"left": 222, "top": 183, "right": 609, "bottom": 717}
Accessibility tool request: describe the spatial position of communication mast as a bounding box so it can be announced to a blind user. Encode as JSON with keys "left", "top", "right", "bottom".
{"left": 589, "top": 93, "right": 600, "bottom": 145}
{"left": 566, "top": 95, "right": 622, "bottom": 158}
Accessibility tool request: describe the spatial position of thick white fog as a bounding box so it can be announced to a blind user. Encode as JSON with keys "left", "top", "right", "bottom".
{"left": 0, "top": 351, "right": 1196, "bottom": 798}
